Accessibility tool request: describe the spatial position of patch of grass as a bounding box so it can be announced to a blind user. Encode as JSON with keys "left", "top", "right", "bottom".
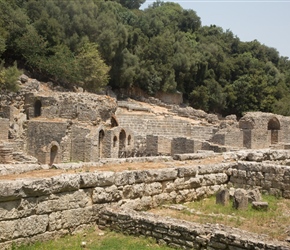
{"left": 14, "top": 228, "right": 172, "bottom": 250}
{"left": 151, "top": 195, "right": 290, "bottom": 241}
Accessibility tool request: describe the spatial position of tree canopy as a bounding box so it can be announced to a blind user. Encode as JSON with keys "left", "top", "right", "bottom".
{"left": 1, "top": 0, "right": 290, "bottom": 117}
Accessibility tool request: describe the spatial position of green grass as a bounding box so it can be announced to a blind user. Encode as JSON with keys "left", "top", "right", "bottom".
{"left": 151, "top": 194, "right": 290, "bottom": 241}
{"left": 13, "top": 228, "right": 172, "bottom": 250}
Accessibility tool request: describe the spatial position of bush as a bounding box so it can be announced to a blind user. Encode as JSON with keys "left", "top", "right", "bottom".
{"left": 0, "top": 62, "right": 22, "bottom": 92}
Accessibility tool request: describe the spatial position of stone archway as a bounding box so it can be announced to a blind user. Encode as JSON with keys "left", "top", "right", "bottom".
{"left": 50, "top": 145, "right": 58, "bottom": 165}
{"left": 98, "top": 130, "right": 105, "bottom": 158}
{"left": 34, "top": 100, "right": 42, "bottom": 117}
{"left": 268, "top": 117, "right": 280, "bottom": 144}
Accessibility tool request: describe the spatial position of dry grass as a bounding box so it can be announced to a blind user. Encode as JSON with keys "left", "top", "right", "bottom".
{"left": 0, "top": 155, "right": 225, "bottom": 180}
{"left": 150, "top": 195, "right": 290, "bottom": 241}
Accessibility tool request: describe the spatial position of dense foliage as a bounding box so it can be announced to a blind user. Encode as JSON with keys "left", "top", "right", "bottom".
{"left": 1, "top": 0, "right": 290, "bottom": 117}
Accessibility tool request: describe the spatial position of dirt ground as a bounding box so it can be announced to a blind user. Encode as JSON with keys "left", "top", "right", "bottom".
{"left": 0, "top": 155, "right": 225, "bottom": 180}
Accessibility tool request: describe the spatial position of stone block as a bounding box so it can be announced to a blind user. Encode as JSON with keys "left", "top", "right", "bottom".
{"left": 233, "top": 189, "right": 248, "bottom": 210}
{"left": 216, "top": 189, "right": 229, "bottom": 206}
{"left": 51, "top": 174, "right": 80, "bottom": 194}
{"left": 252, "top": 201, "right": 268, "bottom": 211}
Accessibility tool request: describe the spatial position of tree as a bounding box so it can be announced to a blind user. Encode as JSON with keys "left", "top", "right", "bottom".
{"left": 0, "top": 61, "right": 21, "bottom": 91}
{"left": 76, "top": 42, "right": 110, "bottom": 92}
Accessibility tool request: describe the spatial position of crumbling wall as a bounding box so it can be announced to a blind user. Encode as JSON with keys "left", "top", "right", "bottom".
{"left": 24, "top": 92, "right": 117, "bottom": 124}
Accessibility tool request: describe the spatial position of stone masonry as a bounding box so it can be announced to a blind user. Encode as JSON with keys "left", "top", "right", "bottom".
{"left": 0, "top": 157, "right": 290, "bottom": 249}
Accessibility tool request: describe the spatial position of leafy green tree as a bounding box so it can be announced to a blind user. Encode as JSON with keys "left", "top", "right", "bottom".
{"left": 119, "top": 0, "right": 146, "bottom": 9}
{"left": 0, "top": 62, "right": 21, "bottom": 91}
{"left": 75, "top": 42, "right": 110, "bottom": 92}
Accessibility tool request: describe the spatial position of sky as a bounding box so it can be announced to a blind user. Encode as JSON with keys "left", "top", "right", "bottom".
{"left": 141, "top": 0, "right": 290, "bottom": 58}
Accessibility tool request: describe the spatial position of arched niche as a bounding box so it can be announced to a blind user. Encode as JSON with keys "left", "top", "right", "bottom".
{"left": 98, "top": 130, "right": 105, "bottom": 158}
{"left": 50, "top": 145, "right": 58, "bottom": 165}
{"left": 111, "top": 116, "right": 119, "bottom": 128}
{"left": 113, "top": 136, "right": 117, "bottom": 147}
{"left": 127, "top": 135, "right": 131, "bottom": 146}
{"left": 268, "top": 117, "right": 280, "bottom": 130}
{"left": 34, "top": 100, "right": 42, "bottom": 117}
{"left": 268, "top": 117, "right": 280, "bottom": 144}
{"left": 119, "top": 130, "right": 126, "bottom": 158}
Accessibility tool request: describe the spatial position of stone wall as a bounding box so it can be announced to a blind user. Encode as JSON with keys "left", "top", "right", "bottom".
{"left": 146, "top": 135, "right": 171, "bottom": 156}
{"left": 116, "top": 114, "right": 216, "bottom": 140}
{"left": 0, "top": 163, "right": 231, "bottom": 249}
{"left": 26, "top": 120, "right": 68, "bottom": 164}
{"left": 25, "top": 92, "right": 117, "bottom": 124}
{"left": 1, "top": 157, "right": 290, "bottom": 248}
{"left": 230, "top": 161, "right": 290, "bottom": 198}
{"left": 99, "top": 207, "right": 288, "bottom": 250}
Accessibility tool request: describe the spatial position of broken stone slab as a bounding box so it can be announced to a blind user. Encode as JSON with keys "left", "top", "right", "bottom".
{"left": 233, "top": 189, "right": 248, "bottom": 210}
{"left": 252, "top": 201, "right": 268, "bottom": 211}
{"left": 216, "top": 189, "right": 230, "bottom": 206}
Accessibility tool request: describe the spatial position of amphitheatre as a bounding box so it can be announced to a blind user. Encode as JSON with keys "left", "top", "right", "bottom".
{"left": 0, "top": 75, "right": 290, "bottom": 249}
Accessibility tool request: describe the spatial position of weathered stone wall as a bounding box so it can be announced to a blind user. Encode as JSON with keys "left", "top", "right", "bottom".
{"left": 116, "top": 114, "right": 216, "bottom": 140}
{"left": 70, "top": 125, "right": 91, "bottom": 162}
{"left": 99, "top": 207, "right": 289, "bottom": 250}
{"left": 25, "top": 92, "right": 117, "bottom": 124}
{"left": 26, "top": 121, "right": 68, "bottom": 164}
{"left": 211, "top": 128, "right": 243, "bottom": 149}
{"left": 0, "top": 163, "right": 231, "bottom": 249}
{"left": 230, "top": 161, "right": 290, "bottom": 198}
{"left": 171, "top": 137, "right": 195, "bottom": 155}
{"left": 146, "top": 135, "right": 171, "bottom": 156}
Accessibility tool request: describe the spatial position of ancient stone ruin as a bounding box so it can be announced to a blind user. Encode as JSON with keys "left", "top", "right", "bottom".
{"left": 0, "top": 76, "right": 290, "bottom": 249}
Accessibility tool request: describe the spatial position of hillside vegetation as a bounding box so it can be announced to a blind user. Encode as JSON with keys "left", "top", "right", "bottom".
{"left": 1, "top": 0, "right": 290, "bottom": 117}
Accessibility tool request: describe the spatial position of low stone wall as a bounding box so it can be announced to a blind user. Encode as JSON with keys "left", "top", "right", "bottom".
{"left": 0, "top": 163, "right": 231, "bottom": 249}
{"left": 99, "top": 207, "right": 289, "bottom": 250}
{"left": 230, "top": 161, "right": 290, "bottom": 198}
